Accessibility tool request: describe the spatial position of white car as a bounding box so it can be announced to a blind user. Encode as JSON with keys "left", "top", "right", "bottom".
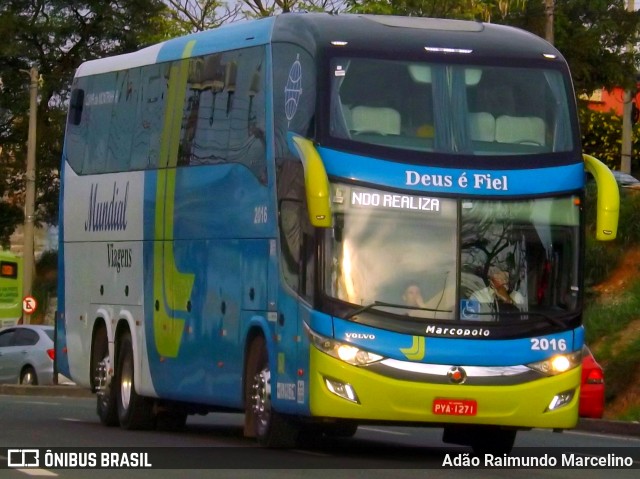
{"left": 612, "top": 170, "right": 640, "bottom": 189}
{"left": 0, "top": 325, "right": 55, "bottom": 385}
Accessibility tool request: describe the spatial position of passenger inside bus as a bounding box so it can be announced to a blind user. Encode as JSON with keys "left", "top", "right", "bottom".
{"left": 470, "top": 266, "right": 525, "bottom": 314}
{"left": 401, "top": 280, "right": 454, "bottom": 319}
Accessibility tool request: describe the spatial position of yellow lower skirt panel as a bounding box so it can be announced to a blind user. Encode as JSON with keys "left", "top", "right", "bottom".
{"left": 309, "top": 347, "right": 580, "bottom": 429}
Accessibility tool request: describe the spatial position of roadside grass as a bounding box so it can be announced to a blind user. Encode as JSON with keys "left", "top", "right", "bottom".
{"left": 599, "top": 337, "right": 640, "bottom": 421}
{"left": 584, "top": 187, "right": 640, "bottom": 420}
{"left": 584, "top": 187, "right": 640, "bottom": 287}
{"left": 618, "top": 405, "right": 640, "bottom": 422}
{"left": 583, "top": 281, "right": 640, "bottom": 343}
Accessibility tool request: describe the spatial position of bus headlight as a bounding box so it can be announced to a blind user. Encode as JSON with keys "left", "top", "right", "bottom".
{"left": 307, "top": 328, "right": 384, "bottom": 366}
{"left": 527, "top": 350, "right": 582, "bottom": 376}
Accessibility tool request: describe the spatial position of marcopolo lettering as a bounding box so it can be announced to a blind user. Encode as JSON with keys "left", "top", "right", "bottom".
{"left": 425, "top": 325, "right": 490, "bottom": 337}
{"left": 85, "top": 182, "right": 129, "bottom": 232}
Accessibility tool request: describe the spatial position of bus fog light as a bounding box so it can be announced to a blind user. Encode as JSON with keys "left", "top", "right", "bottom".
{"left": 324, "top": 377, "right": 360, "bottom": 403}
{"left": 547, "top": 389, "right": 575, "bottom": 411}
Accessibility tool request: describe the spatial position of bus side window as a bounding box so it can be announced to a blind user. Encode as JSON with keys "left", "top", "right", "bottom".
{"left": 68, "top": 89, "right": 84, "bottom": 126}
{"left": 108, "top": 68, "right": 140, "bottom": 172}
{"left": 280, "top": 199, "right": 303, "bottom": 291}
{"left": 132, "top": 64, "right": 167, "bottom": 170}
{"left": 280, "top": 198, "right": 315, "bottom": 301}
{"left": 83, "top": 73, "right": 116, "bottom": 174}
{"left": 178, "top": 47, "right": 266, "bottom": 182}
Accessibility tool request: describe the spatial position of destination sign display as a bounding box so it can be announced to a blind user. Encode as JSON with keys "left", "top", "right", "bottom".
{"left": 347, "top": 189, "right": 441, "bottom": 213}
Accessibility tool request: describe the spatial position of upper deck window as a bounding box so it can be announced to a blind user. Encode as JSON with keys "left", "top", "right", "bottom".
{"left": 329, "top": 58, "right": 574, "bottom": 157}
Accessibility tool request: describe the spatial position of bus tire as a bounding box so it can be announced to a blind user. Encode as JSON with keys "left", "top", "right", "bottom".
{"left": 92, "top": 326, "right": 118, "bottom": 427}
{"left": 245, "top": 336, "right": 299, "bottom": 447}
{"left": 116, "top": 332, "right": 155, "bottom": 430}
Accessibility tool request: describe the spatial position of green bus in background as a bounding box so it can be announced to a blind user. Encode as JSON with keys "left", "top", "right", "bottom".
{"left": 0, "top": 251, "right": 22, "bottom": 327}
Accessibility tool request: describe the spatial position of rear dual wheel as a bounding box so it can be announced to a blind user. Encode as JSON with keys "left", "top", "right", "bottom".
{"left": 116, "top": 332, "right": 155, "bottom": 430}
{"left": 92, "top": 326, "right": 118, "bottom": 426}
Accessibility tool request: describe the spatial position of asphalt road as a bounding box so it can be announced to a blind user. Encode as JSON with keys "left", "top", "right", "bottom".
{"left": 2, "top": 383, "right": 639, "bottom": 438}
{"left": 0, "top": 384, "right": 639, "bottom": 479}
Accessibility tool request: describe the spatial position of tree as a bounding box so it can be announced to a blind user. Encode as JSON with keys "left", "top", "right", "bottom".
{"left": 0, "top": 1, "right": 177, "bottom": 246}
{"left": 164, "top": 0, "right": 242, "bottom": 34}
{"left": 505, "top": 0, "right": 640, "bottom": 96}
{"left": 343, "top": 0, "right": 639, "bottom": 95}
{"left": 345, "top": 0, "right": 500, "bottom": 20}
{"left": 162, "top": 0, "right": 345, "bottom": 32}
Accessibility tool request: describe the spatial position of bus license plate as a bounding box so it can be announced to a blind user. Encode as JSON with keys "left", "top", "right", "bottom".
{"left": 433, "top": 398, "right": 477, "bottom": 416}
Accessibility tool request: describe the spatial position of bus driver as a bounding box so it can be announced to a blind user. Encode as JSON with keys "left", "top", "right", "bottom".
{"left": 471, "top": 266, "right": 524, "bottom": 311}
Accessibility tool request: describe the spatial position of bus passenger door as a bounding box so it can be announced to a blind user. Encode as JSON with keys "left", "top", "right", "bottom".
{"left": 278, "top": 198, "right": 315, "bottom": 411}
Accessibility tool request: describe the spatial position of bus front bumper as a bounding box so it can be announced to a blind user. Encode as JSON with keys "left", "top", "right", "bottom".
{"left": 309, "top": 347, "right": 580, "bottom": 429}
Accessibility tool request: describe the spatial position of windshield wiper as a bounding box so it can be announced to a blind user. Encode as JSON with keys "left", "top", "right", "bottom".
{"left": 466, "top": 310, "right": 570, "bottom": 327}
{"left": 524, "top": 311, "right": 573, "bottom": 328}
{"left": 344, "top": 301, "right": 452, "bottom": 320}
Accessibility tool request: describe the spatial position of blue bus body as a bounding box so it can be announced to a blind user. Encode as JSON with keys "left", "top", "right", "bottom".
{"left": 57, "top": 13, "right": 618, "bottom": 452}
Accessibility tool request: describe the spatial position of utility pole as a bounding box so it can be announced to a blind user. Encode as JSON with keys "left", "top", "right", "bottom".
{"left": 22, "top": 66, "right": 38, "bottom": 324}
{"left": 544, "top": 0, "right": 554, "bottom": 45}
{"left": 621, "top": 0, "right": 635, "bottom": 174}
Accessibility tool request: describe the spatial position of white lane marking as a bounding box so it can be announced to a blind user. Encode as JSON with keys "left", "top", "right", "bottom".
{"left": 565, "top": 429, "right": 640, "bottom": 442}
{"left": 359, "top": 427, "right": 411, "bottom": 436}
{"left": 0, "top": 455, "right": 58, "bottom": 477}
{"left": 14, "top": 469, "right": 58, "bottom": 477}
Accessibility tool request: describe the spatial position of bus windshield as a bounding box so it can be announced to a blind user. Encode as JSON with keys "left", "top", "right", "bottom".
{"left": 323, "top": 184, "right": 580, "bottom": 323}
{"left": 329, "top": 58, "right": 574, "bottom": 156}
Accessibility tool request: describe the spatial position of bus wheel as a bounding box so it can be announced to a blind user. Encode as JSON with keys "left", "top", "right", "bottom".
{"left": 245, "top": 336, "right": 299, "bottom": 447}
{"left": 116, "top": 332, "right": 155, "bottom": 430}
{"left": 92, "top": 326, "right": 118, "bottom": 426}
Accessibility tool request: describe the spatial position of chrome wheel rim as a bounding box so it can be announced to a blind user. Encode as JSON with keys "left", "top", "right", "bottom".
{"left": 251, "top": 367, "right": 271, "bottom": 431}
{"left": 120, "top": 354, "right": 133, "bottom": 411}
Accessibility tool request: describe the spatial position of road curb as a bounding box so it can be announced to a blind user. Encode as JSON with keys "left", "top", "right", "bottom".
{"left": 577, "top": 418, "right": 640, "bottom": 438}
{"left": 1, "top": 385, "right": 639, "bottom": 438}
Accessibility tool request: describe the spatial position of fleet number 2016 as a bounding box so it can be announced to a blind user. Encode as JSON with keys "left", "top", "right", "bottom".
{"left": 530, "top": 338, "right": 567, "bottom": 351}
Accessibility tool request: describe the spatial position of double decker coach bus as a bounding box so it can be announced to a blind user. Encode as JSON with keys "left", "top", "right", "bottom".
{"left": 56, "top": 13, "right": 619, "bottom": 453}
